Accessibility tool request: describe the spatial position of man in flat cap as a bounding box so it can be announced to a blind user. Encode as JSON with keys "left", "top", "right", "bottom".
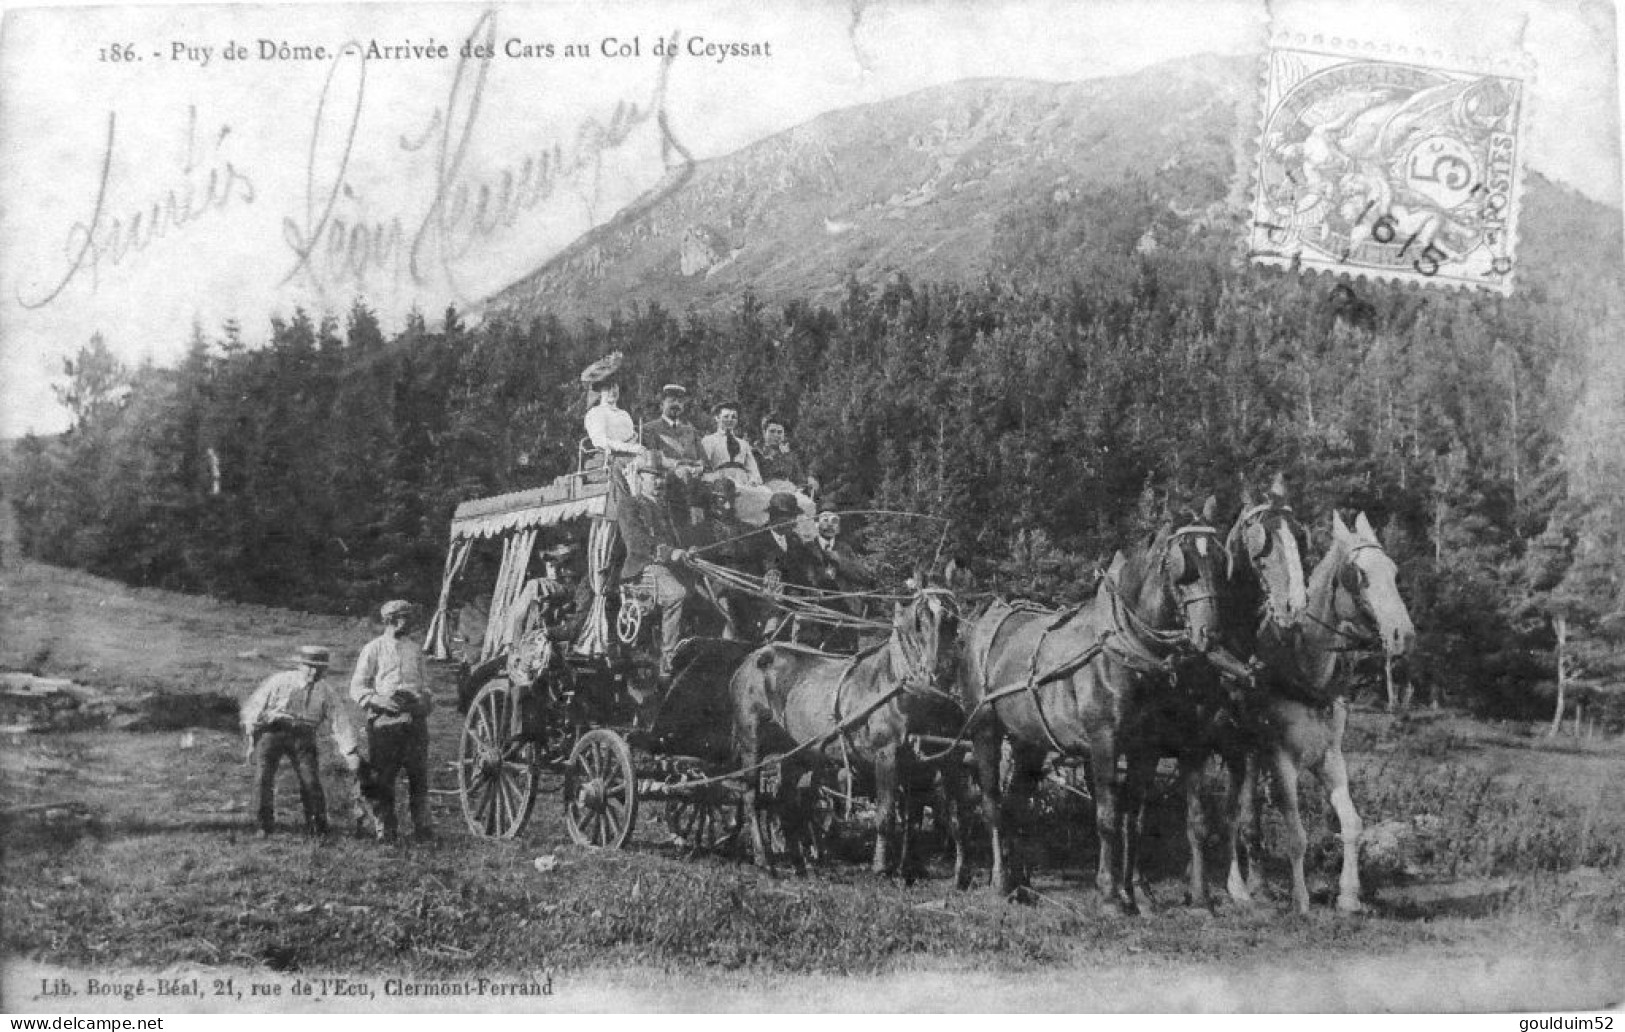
{"left": 642, "top": 383, "right": 706, "bottom": 521}
{"left": 351, "top": 599, "right": 434, "bottom": 842}
{"left": 241, "top": 645, "right": 362, "bottom": 837}
{"left": 701, "top": 401, "right": 762, "bottom": 485}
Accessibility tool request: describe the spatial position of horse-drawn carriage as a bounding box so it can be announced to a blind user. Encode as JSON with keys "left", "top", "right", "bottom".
{"left": 425, "top": 459, "right": 1418, "bottom": 913}
{"left": 421, "top": 456, "right": 930, "bottom": 855}
{"left": 421, "top": 463, "right": 769, "bottom": 849}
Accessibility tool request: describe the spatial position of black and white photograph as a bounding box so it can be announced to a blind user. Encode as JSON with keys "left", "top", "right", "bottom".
{"left": 1, "top": 0, "right": 1623, "bottom": 1014}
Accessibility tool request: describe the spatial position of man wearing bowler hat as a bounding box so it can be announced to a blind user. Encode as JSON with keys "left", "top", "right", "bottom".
{"left": 351, "top": 599, "right": 435, "bottom": 842}
{"left": 241, "top": 645, "right": 362, "bottom": 837}
{"left": 736, "top": 492, "right": 817, "bottom": 638}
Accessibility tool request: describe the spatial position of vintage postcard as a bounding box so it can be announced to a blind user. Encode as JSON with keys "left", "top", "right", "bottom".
{"left": 2, "top": 0, "right": 1623, "bottom": 1017}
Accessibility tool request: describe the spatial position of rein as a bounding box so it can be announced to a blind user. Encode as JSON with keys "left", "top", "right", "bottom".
{"left": 1304, "top": 541, "right": 1389, "bottom": 652}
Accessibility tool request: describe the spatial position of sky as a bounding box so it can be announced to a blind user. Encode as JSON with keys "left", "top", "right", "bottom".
{"left": 0, "top": 0, "right": 1619, "bottom": 437}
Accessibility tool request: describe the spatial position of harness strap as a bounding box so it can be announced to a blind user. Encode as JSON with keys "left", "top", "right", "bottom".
{"left": 1022, "top": 629, "right": 1071, "bottom": 759}
{"left": 974, "top": 602, "right": 1027, "bottom": 687}
{"left": 829, "top": 655, "right": 864, "bottom": 782}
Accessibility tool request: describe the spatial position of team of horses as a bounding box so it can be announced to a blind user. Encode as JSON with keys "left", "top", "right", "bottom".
{"left": 726, "top": 485, "right": 1416, "bottom": 915}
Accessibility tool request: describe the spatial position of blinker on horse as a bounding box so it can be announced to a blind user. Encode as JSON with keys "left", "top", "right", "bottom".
{"left": 730, "top": 584, "right": 963, "bottom": 878}
{"left": 957, "top": 506, "right": 1231, "bottom": 914}
{"left": 1225, "top": 508, "right": 1415, "bottom": 914}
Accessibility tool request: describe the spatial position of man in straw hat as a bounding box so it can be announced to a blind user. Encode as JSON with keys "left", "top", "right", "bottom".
{"left": 241, "top": 645, "right": 362, "bottom": 837}
{"left": 580, "top": 351, "right": 646, "bottom": 468}
{"left": 351, "top": 599, "right": 435, "bottom": 842}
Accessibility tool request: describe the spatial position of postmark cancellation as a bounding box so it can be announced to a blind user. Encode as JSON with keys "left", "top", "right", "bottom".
{"left": 1247, "top": 40, "right": 1529, "bottom": 294}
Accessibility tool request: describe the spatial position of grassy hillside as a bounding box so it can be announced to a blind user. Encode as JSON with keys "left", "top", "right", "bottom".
{"left": 2, "top": 555, "right": 1623, "bottom": 1005}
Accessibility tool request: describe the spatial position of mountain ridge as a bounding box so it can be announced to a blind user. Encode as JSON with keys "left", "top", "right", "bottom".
{"left": 481, "top": 53, "right": 1619, "bottom": 325}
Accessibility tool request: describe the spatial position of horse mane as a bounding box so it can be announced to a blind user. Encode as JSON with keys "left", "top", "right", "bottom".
{"left": 1304, "top": 531, "right": 1351, "bottom": 607}
{"left": 1113, "top": 525, "right": 1169, "bottom": 610}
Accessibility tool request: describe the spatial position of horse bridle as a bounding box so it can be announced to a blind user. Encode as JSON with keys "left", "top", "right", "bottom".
{"left": 1305, "top": 540, "right": 1389, "bottom": 651}
{"left": 1166, "top": 523, "right": 1223, "bottom": 624}
{"left": 1109, "top": 524, "right": 1223, "bottom": 656}
{"left": 886, "top": 587, "right": 962, "bottom": 700}
{"left": 1227, "top": 502, "right": 1307, "bottom": 628}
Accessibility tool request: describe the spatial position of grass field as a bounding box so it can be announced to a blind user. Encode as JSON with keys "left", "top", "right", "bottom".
{"left": 2, "top": 554, "right": 1623, "bottom": 1011}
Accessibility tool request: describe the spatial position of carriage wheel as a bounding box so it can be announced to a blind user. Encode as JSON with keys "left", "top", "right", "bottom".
{"left": 456, "top": 682, "right": 538, "bottom": 838}
{"left": 563, "top": 729, "right": 638, "bottom": 848}
{"left": 664, "top": 792, "right": 742, "bottom": 854}
{"left": 616, "top": 588, "right": 643, "bottom": 644}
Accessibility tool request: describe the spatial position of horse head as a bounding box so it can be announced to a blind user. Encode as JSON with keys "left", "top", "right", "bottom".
{"left": 1116, "top": 496, "right": 1227, "bottom": 655}
{"left": 1326, "top": 511, "right": 1416, "bottom": 658}
{"left": 1226, "top": 476, "right": 1309, "bottom": 632}
{"left": 889, "top": 583, "right": 962, "bottom": 697}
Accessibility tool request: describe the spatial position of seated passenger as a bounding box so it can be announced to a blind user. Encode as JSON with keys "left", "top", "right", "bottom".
{"left": 615, "top": 452, "right": 695, "bottom": 678}
{"left": 685, "top": 478, "right": 753, "bottom": 639}
{"left": 735, "top": 492, "right": 819, "bottom": 638}
{"left": 805, "top": 502, "right": 876, "bottom": 651}
{"left": 508, "top": 544, "right": 591, "bottom": 649}
{"left": 580, "top": 353, "right": 645, "bottom": 468}
{"left": 505, "top": 544, "right": 590, "bottom": 728}
{"left": 642, "top": 383, "right": 706, "bottom": 523}
{"left": 701, "top": 402, "right": 762, "bottom": 486}
{"left": 755, "top": 414, "right": 819, "bottom": 497}
{"left": 810, "top": 503, "right": 874, "bottom": 591}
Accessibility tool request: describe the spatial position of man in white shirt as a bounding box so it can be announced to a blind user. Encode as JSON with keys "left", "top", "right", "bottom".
{"left": 701, "top": 402, "right": 762, "bottom": 485}
{"left": 241, "top": 646, "right": 360, "bottom": 837}
{"left": 351, "top": 599, "right": 434, "bottom": 842}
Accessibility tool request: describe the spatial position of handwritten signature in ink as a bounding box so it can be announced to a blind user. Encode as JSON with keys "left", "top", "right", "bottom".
{"left": 17, "top": 107, "right": 257, "bottom": 310}
{"left": 281, "top": 10, "right": 694, "bottom": 301}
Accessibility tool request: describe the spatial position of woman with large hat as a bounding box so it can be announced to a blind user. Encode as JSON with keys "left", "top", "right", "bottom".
{"left": 580, "top": 352, "right": 646, "bottom": 468}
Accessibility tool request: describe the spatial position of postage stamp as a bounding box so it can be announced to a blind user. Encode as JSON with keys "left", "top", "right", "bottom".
{"left": 1247, "top": 41, "right": 1529, "bottom": 293}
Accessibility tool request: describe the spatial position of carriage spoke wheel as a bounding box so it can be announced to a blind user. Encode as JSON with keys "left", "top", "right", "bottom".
{"left": 617, "top": 589, "right": 643, "bottom": 644}
{"left": 563, "top": 729, "right": 638, "bottom": 849}
{"left": 664, "top": 791, "right": 742, "bottom": 854}
{"left": 456, "top": 682, "right": 538, "bottom": 839}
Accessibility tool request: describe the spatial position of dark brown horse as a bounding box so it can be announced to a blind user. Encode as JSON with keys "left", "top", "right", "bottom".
{"left": 956, "top": 512, "right": 1230, "bottom": 914}
{"left": 731, "top": 586, "right": 962, "bottom": 876}
{"left": 1224, "top": 510, "right": 1416, "bottom": 913}
{"left": 1158, "top": 488, "right": 1314, "bottom": 907}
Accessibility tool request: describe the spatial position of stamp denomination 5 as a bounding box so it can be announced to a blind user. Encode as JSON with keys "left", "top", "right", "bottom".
{"left": 1248, "top": 44, "right": 1528, "bottom": 294}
